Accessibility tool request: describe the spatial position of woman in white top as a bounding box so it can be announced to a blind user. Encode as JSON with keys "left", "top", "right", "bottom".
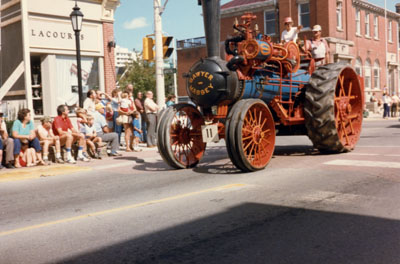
{"left": 281, "top": 17, "right": 302, "bottom": 43}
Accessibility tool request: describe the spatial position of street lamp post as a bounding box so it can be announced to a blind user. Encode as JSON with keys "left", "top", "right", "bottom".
{"left": 70, "top": 1, "right": 84, "bottom": 107}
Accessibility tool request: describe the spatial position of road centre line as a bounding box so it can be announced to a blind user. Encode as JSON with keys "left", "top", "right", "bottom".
{"left": 0, "top": 183, "right": 246, "bottom": 237}
{"left": 324, "top": 160, "right": 400, "bottom": 169}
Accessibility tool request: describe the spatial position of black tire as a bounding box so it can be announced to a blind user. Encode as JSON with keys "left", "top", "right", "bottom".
{"left": 225, "top": 100, "right": 249, "bottom": 172}
{"left": 304, "top": 63, "right": 363, "bottom": 153}
{"left": 157, "top": 104, "right": 206, "bottom": 169}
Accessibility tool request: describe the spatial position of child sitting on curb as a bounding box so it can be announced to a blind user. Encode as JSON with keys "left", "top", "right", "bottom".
{"left": 19, "top": 139, "right": 37, "bottom": 167}
{"left": 83, "top": 115, "right": 103, "bottom": 159}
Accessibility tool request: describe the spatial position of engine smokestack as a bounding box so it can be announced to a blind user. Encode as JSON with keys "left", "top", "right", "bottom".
{"left": 200, "top": 0, "right": 221, "bottom": 58}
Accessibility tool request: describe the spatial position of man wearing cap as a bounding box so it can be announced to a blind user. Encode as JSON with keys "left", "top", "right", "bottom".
{"left": 0, "top": 113, "right": 15, "bottom": 168}
{"left": 37, "top": 116, "right": 63, "bottom": 164}
{"left": 306, "top": 25, "right": 330, "bottom": 65}
{"left": 52, "top": 105, "right": 90, "bottom": 163}
{"left": 93, "top": 103, "right": 121, "bottom": 156}
{"left": 281, "top": 17, "right": 303, "bottom": 43}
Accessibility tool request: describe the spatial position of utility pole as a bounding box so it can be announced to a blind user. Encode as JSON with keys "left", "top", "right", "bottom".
{"left": 384, "top": 0, "right": 389, "bottom": 94}
{"left": 154, "top": 0, "right": 166, "bottom": 107}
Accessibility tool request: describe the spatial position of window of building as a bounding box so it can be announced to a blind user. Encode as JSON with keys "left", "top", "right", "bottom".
{"left": 373, "top": 15, "right": 379, "bottom": 39}
{"left": 365, "top": 59, "right": 371, "bottom": 90}
{"left": 355, "top": 57, "right": 362, "bottom": 76}
{"left": 336, "top": 1, "right": 343, "bottom": 30}
{"left": 365, "top": 13, "right": 370, "bottom": 37}
{"left": 264, "top": 10, "right": 277, "bottom": 36}
{"left": 356, "top": 9, "right": 361, "bottom": 35}
{"left": 55, "top": 55, "right": 99, "bottom": 109}
{"left": 298, "top": 2, "right": 310, "bottom": 29}
{"left": 388, "top": 20, "right": 392, "bottom": 42}
{"left": 373, "top": 60, "right": 380, "bottom": 90}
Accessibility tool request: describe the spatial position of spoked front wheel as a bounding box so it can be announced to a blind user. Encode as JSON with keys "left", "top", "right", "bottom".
{"left": 226, "top": 99, "right": 276, "bottom": 172}
{"left": 157, "top": 104, "right": 206, "bottom": 169}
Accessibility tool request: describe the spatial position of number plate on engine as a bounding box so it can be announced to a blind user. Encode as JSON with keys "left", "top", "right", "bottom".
{"left": 201, "top": 124, "right": 219, "bottom": 143}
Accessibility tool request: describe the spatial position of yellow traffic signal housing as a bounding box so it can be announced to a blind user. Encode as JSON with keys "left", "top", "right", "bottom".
{"left": 162, "top": 36, "right": 174, "bottom": 59}
{"left": 142, "top": 37, "right": 154, "bottom": 61}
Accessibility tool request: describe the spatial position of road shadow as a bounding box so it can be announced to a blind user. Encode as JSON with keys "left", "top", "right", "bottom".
{"left": 388, "top": 124, "right": 400, "bottom": 129}
{"left": 56, "top": 202, "right": 400, "bottom": 264}
{"left": 273, "top": 145, "right": 319, "bottom": 156}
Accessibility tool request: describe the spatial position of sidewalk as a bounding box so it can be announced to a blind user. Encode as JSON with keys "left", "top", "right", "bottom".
{"left": 363, "top": 110, "right": 400, "bottom": 121}
{"left": 0, "top": 144, "right": 160, "bottom": 181}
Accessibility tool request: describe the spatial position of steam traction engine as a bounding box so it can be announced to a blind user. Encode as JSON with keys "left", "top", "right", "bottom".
{"left": 157, "top": 0, "right": 364, "bottom": 172}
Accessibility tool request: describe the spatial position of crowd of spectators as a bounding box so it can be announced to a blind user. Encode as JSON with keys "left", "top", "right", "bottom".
{"left": 0, "top": 84, "right": 177, "bottom": 170}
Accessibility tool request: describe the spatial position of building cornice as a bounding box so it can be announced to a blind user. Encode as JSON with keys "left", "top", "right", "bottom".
{"left": 101, "top": 0, "right": 120, "bottom": 22}
{"left": 352, "top": 0, "right": 400, "bottom": 20}
{"left": 221, "top": 0, "right": 276, "bottom": 17}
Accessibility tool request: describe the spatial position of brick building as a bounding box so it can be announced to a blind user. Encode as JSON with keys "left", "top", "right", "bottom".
{"left": 0, "top": 0, "right": 119, "bottom": 119}
{"left": 177, "top": 0, "right": 400, "bottom": 102}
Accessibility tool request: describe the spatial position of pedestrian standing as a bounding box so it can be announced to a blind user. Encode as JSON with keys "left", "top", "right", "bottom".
{"left": 390, "top": 93, "right": 399, "bottom": 117}
{"left": 135, "top": 91, "right": 147, "bottom": 143}
{"left": 111, "top": 89, "right": 122, "bottom": 141}
{"left": 166, "top": 94, "right": 176, "bottom": 107}
{"left": 144, "top": 91, "right": 159, "bottom": 147}
{"left": 382, "top": 92, "right": 391, "bottom": 119}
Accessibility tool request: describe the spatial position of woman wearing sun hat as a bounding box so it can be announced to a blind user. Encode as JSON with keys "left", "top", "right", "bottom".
{"left": 281, "top": 17, "right": 303, "bottom": 43}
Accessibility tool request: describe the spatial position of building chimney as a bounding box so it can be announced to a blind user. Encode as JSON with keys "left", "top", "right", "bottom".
{"left": 396, "top": 3, "right": 400, "bottom": 14}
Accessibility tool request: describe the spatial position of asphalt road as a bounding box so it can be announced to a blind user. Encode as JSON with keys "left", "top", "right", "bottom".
{"left": 0, "top": 119, "right": 399, "bottom": 264}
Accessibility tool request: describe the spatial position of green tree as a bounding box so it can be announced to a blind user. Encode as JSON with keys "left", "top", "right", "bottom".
{"left": 118, "top": 58, "right": 175, "bottom": 101}
{"left": 118, "top": 58, "right": 156, "bottom": 97}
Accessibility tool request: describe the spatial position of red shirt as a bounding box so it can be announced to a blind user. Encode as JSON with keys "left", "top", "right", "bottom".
{"left": 52, "top": 115, "right": 73, "bottom": 136}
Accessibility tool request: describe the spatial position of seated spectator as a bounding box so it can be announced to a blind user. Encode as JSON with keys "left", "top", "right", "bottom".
{"left": 0, "top": 112, "right": 15, "bottom": 168}
{"left": 18, "top": 139, "right": 37, "bottom": 167}
{"left": 76, "top": 107, "right": 88, "bottom": 133}
{"left": 36, "top": 116, "right": 64, "bottom": 164}
{"left": 93, "top": 103, "right": 121, "bottom": 156}
{"left": 11, "top": 108, "right": 46, "bottom": 167}
{"left": 52, "top": 104, "right": 90, "bottom": 163}
{"left": 83, "top": 115, "right": 103, "bottom": 159}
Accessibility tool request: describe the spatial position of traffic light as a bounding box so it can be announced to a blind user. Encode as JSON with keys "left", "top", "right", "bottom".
{"left": 142, "top": 37, "right": 154, "bottom": 61}
{"left": 162, "top": 36, "right": 173, "bottom": 59}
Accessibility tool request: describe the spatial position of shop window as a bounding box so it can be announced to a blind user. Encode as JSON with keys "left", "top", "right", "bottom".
{"left": 336, "top": 1, "right": 343, "bottom": 30}
{"left": 365, "top": 12, "right": 370, "bottom": 37}
{"left": 55, "top": 55, "right": 99, "bottom": 112}
{"left": 373, "top": 60, "right": 380, "bottom": 90}
{"left": 264, "top": 10, "right": 277, "bottom": 36}
{"left": 31, "top": 56, "right": 43, "bottom": 116}
{"left": 355, "top": 9, "right": 361, "bottom": 35}
{"left": 364, "top": 59, "right": 371, "bottom": 90}
{"left": 373, "top": 15, "right": 379, "bottom": 39}
{"left": 298, "top": 2, "right": 310, "bottom": 29}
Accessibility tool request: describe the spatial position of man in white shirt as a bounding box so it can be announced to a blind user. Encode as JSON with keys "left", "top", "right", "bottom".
{"left": 281, "top": 17, "right": 302, "bottom": 43}
{"left": 83, "top": 89, "right": 97, "bottom": 115}
{"left": 305, "top": 25, "right": 330, "bottom": 65}
{"left": 0, "top": 112, "right": 14, "bottom": 168}
{"left": 144, "top": 91, "right": 159, "bottom": 147}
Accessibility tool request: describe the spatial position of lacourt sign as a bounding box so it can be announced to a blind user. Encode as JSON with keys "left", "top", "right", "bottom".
{"left": 29, "top": 16, "right": 103, "bottom": 54}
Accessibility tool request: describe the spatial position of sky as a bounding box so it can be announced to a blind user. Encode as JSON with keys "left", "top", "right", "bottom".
{"left": 114, "top": 0, "right": 398, "bottom": 53}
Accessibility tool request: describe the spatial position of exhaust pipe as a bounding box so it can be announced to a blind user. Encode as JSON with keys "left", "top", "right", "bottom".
{"left": 200, "top": 0, "right": 221, "bottom": 58}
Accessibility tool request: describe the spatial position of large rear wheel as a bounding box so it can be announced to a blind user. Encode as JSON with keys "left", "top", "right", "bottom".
{"left": 304, "top": 63, "right": 363, "bottom": 153}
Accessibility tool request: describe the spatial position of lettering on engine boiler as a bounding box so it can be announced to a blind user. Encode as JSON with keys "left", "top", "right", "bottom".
{"left": 189, "top": 71, "right": 214, "bottom": 96}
